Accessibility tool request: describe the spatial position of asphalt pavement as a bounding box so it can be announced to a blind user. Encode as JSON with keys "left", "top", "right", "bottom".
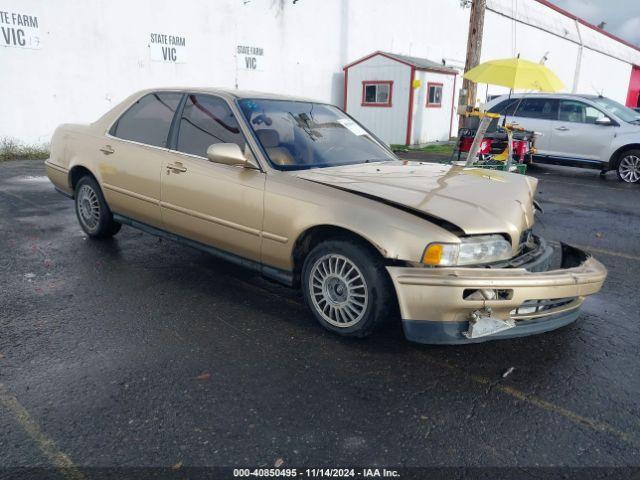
{"left": 1, "top": 159, "right": 639, "bottom": 478}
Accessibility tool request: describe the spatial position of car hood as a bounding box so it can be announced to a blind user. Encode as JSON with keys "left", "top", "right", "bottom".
{"left": 295, "top": 161, "right": 538, "bottom": 250}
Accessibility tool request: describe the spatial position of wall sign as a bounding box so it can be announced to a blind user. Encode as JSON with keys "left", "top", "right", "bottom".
{"left": 149, "top": 33, "right": 186, "bottom": 63}
{"left": 0, "top": 10, "right": 40, "bottom": 49}
{"left": 237, "top": 45, "right": 264, "bottom": 71}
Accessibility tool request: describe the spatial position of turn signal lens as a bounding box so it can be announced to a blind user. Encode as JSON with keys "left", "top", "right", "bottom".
{"left": 422, "top": 244, "right": 443, "bottom": 265}
{"left": 422, "top": 243, "right": 459, "bottom": 266}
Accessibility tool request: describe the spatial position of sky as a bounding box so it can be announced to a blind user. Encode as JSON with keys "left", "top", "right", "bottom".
{"left": 552, "top": 0, "right": 640, "bottom": 46}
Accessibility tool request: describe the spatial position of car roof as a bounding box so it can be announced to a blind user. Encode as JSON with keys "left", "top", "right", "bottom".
{"left": 489, "top": 92, "right": 604, "bottom": 102}
{"left": 136, "top": 87, "right": 322, "bottom": 104}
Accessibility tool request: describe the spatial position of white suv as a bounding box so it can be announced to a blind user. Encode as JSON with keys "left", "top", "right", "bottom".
{"left": 485, "top": 93, "right": 640, "bottom": 183}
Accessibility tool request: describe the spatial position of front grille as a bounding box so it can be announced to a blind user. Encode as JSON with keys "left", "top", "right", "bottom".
{"left": 510, "top": 297, "right": 577, "bottom": 316}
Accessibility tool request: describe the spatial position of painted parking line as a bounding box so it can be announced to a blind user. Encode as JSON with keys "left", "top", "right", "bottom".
{"left": 419, "top": 358, "right": 639, "bottom": 449}
{"left": 573, "top": 244, "right": 640, "bottom": 262}
{"left": 228, "top": 276, "right": 640, "bottom": 448}
{"left": 0, "top": 383, "right": 85, "bottom": 480}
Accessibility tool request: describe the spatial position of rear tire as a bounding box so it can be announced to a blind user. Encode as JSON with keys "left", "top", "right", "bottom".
{"left": 74, "top": 175, "right": 121, "bottom": 238}
{"left": 616, "top": 150, "right": 640, "bottom": 183}
{"left": 301, "top": 239, "right": 394, "bottom": 338}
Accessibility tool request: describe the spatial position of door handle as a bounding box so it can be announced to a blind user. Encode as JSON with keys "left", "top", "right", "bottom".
{"left": 100, "top": 145, "right": 115, "bottom": 155}
{"left": 166, "top": 162, "right": 187, "bottom": 173}
{"left": 555, "top": 126, "right": 570, "bottom": 131}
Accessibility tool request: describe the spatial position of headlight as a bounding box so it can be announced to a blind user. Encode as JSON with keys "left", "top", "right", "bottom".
{"left": 422, "top": 235, "right": 512, "bottom": 266}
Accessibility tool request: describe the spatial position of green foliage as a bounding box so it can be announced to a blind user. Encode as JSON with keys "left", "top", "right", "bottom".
{"left": 390, "top": 143, "right": 454, "bottom": 154}
{"left": 0, "top": 137, "right": 50, "bottom": 161}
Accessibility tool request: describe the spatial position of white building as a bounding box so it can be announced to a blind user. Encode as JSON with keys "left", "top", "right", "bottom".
{"left": 1, "top": 0, "right": 639, "bottom": 146}
{"left": 343, "top": 52, "right": 458, "bottom": 145}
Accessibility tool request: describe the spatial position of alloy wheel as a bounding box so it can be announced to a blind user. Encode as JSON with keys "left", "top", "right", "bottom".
{"left": 619, "top": 155, "right": 640, "bottom": 183}
{"left": 77, "top": 184, "right": 101, "bottom": 231}
{"left": 309, "top": 253, "right": 369, "bottom": 328}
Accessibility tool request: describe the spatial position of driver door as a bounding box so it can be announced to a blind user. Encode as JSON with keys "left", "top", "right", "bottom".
{"left": 546, "top": 100, "right": 615, "bottom": 162}
{"left": 160, "top": 93, "right": 265, "bottom": 262}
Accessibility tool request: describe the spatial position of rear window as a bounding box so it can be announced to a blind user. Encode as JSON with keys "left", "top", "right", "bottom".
{"left": 111, "top": 92, "right": 182, "bottom": 147}
{"left": 489, "top": 97, "right": 558, "bottom": 120}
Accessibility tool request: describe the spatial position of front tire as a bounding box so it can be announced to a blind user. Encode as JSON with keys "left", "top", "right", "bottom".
{"left": 616, "top": 150, "right": 640, "bottom": 183}
{"left": 74, "top": 175, "right": 121, "bottom": 238}
{"left": 301, "top": 239, "right": 394, "bottom": 338}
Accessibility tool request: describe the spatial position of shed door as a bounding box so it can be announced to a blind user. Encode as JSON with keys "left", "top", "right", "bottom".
{"left": 626, "top": 66, "right": 640, "bottom": 108}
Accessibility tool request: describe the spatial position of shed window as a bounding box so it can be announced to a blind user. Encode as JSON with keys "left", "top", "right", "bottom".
{"left": 427, "top": 83, "right": 443, "bottom": 108}
{"left": 361, "top": 81, "right": 393, "bottom": 107}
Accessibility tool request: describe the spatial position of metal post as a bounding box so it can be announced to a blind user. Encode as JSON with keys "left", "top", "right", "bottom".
{"left": 465, "top": 115, "right": 492, "bottom": 167}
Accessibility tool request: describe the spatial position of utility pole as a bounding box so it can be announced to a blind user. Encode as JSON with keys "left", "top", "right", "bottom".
{"left": 460, "top": 0, "right": 486, "bottom": 126}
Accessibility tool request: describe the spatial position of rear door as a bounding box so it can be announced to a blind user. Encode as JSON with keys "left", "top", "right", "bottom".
{"left": 508, "top": 98, "right": 558, "bottom": 154}
{"left": 489, "top": 97, "right": 557, "bottom": 154}
{"left": 546, "top": 99, "right": 615, "bottom": 162}
{"left": 102, "top": 91, "right": 183, "bottom": 228}
{"left": 160, "top": 93, "right": 265, "bottom": 262}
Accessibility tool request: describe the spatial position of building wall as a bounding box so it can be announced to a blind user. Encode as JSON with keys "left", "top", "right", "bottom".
{"left": 481, "top": 9, "right": 581, "bottom": 100}
{"left": 2, "top": 0, "right": 639, "bottom": 146}
{"left": 411, "top": 70, "right": 457, "bottom": 144}
{"left": 482, "top": 0, "right": 640, "bottom": 105}
{"left": 345, "top": 55, "right": 411, "bottom": 145}
{"left": 575, "top": 48, "right": 632, "bottom": 102}
{"left": 0, "top": 0, "right": 470, "bottom": 145}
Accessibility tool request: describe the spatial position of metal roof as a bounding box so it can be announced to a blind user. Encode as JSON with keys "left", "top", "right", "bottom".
{"left": 490, "top": 92, "right": 609, "bottom": 100}
{"left": 487, "top": 0, "right": 640, "bottom": 65}
{"left": 379, "top": 52, "right": 458, "bottom": 73}
{"left": 343, "top": 51, "right": 458, "bottom": 74}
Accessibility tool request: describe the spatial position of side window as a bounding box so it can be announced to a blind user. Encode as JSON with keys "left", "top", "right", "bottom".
{"left": 559, "top": 100, "right": 605, "bottom": 124}
{"left": 515, "top": 98, "right": 559, "bottom": 120}
{"left": 426, "top": 83, "right": 443, "bottom": 108}
{"left": 111, "top": 92, "right": 182, "bottom": 147}
{"left": 488, "top": 98, "right": 519, "bottom": 115}
{"left": 176, "top": 94, "right": 246, "bottom": 157}
{"left": 361, "top": 81, "right": 393, "bottom": 106}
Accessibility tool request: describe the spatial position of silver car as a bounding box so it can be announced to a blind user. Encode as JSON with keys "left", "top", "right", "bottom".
{"left": 486, "top": 93, "right": 640, "bottom": 183}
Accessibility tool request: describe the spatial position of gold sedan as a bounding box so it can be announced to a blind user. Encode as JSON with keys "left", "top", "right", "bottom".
{"left": 45, "top": 88, "right": 607, "bottom": 344}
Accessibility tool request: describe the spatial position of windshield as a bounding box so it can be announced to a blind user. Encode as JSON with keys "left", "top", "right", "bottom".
{"left": 591, "top": 97, "right": 640, "bottom": 123}
{"left": 238, "top": 99, "right": 397, "bottom": 170}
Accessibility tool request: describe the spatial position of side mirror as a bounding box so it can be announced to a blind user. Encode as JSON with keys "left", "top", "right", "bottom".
{"left": 206, "top": 143, "right": 259, "bottom": 169}
{"left": 595, "top": 117, "right": 614, "bottom": 126}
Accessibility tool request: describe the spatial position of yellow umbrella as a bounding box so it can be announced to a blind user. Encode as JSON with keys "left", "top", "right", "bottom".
{"left": 463, "top": 57, "right": 564, "bottom": 92}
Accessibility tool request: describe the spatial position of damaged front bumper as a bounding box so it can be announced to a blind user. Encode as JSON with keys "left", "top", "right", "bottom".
{"left": 386, "top": 241, "right": 607, "bottom": 344}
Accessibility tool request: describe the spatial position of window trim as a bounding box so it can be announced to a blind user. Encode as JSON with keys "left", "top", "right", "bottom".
{"left": 361, "top": 80, "right": 393, "bottom": 107}
{"left": 426, "top": 82, "right": 443, "bottom": 108}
